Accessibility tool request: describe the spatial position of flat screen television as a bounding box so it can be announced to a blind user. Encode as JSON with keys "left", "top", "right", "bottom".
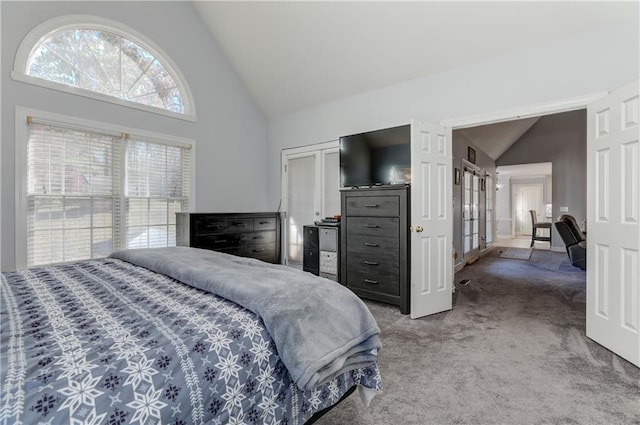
{"left": 340, "top": 124, "right": 411, "bottom": 188}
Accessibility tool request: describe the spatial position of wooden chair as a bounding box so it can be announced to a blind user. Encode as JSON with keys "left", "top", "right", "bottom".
{"left": 529, "top": 210, "right": 551, "bottom": 247}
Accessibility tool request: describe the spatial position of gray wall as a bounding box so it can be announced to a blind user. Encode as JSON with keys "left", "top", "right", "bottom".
{"left": 497, "top": 109, "right": 587, "bottom": 248}
{"left": 266, "top": 20, "right": 638, "bottom": 212}
{"left": 1, "top": 1, "right": 268, "bottom": 270}
{"left": 452, "top": 131, "right": 496, "bottom": 265}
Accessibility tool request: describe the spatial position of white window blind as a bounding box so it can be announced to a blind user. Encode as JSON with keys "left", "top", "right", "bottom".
{"left": 125, "top": 138, "right": 190, "bottom": 249}
{"left": 27, "top": 122, "right": 120, "bottom": 267}
{"left": 25, "top": 120, "right": 191, "bottom": 267}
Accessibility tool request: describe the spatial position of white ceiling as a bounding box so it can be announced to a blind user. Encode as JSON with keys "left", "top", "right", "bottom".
{"left": 193, "top": 1, "right": 637, "bottom": 118}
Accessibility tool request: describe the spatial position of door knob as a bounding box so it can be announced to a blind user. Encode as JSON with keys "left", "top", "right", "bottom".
{"left": 415, "top": 225, "right": 424, "bottom": 233}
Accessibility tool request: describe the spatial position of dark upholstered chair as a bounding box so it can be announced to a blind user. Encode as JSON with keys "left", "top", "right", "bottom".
{"left": 554, "top": 214, "right": 586, "bottom": 270}
{"left": 529, "top": 210, "right": 551, "bottom": 248}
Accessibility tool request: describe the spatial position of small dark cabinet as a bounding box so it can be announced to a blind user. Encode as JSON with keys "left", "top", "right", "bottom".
{"left": 176, "top": 212, "right": 281, "bottom": 264}
{"left": 303, "top": 225, "right": 340, "bottom": 282}
{"left": 303, "top": 225, "right": 319, "bottom": 275}
{"left": 341, "top": 186, "right": 410, "bottom": 314}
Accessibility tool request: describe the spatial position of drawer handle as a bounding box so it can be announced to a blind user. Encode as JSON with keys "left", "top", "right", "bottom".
{"left": 253, "top": 236, "right": 264, "bottom": 240}
{"left": 364, "top": 242, "right": 379, "bottom": 247}
{"left": 232, "top": 222, "right": 247, "bottom": 227}
{"left": 214, "top": 240, "right": 228, "bottom": 244}
{"left": 253, "top": 248, "right": 266, "bottom": 252}
{"left": 259, "top": 221, "right": 270, "bottom": 224}
{"left": 364, "top": 261, "right": 379, "bottom": 266}
{"left": 364, "top": 278, "right": 379, "bottom": 284}
{"left": 364, "top": 224, "right": 380, "bottom": 228}
{"left": 365, "top": 204, "right": 379, "bottom": 208}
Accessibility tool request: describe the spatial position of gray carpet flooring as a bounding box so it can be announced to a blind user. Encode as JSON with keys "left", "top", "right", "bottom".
{"left": 317, "top": 249, "right": 640, "bottom": 424}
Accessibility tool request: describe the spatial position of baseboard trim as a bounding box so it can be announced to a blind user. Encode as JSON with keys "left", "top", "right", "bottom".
{"left": 456, "top": 245, "right": 497, "bottom": 272}
{"left": 550, "top": 246, "right": 565, "bottom": 253}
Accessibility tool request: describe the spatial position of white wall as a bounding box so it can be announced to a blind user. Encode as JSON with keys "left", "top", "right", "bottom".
{"left": 1, "top": 2, "right": 268, "bottom": 271}
{"left": 266, "top": 20, "right": 639, "bottom": 208}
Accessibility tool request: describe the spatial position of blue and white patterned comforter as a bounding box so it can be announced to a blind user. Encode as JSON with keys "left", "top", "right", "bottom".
{"left": 0, "top": 258, "right": 382, "bottom": 424}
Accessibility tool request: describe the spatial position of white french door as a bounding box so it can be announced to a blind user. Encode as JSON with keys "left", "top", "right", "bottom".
{"left": 410, "top": 120, "right": 453, "bottom": 319}
{"left": 485, "top": 174, "right": 495, "bottom": 245}
{"left": 586, "top": 80, "right": 639, "bottom": 367}
{"left": 281, "top": 142, "right": 340, "bottom": 266}
{"left": 462, "top": 169, "right": 480, "bottom": 258}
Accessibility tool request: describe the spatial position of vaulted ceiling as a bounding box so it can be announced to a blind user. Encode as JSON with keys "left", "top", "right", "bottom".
{"left": 456, "top": 117, "right": 540, "bottom": 161}
{"left": 194, "top": 1, "right": 637, "bottom": 119}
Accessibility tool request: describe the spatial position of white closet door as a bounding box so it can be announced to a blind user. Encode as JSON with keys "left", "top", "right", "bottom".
{"left": 286, "top": 154, "right": 317, "bottom": 264}
{"left": 322, "top": 149, "right": 340, "bottom": 218}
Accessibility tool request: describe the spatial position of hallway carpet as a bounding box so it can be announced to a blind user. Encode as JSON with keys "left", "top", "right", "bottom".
{"left": 316, "top": 250, "right": 640, "bottom": 424}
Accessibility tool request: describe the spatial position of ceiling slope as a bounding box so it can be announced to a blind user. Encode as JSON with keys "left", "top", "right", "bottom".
{"left": 456, "top": 117, "right": 540, "bottom": 161}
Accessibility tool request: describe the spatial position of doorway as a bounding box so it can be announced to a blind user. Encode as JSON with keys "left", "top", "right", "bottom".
{"left": 495, "top": 162, "right": 552, "bottom": 250}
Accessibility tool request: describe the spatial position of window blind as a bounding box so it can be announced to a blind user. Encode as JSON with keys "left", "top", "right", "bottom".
{"left": 25, "top": 120, "right": 191, "bottom": 267}
{"left": 27, "top": 123, "right": 120, "bottom": 266}
{"left": 125, "top": 138, "right": 190, "bottom": 249}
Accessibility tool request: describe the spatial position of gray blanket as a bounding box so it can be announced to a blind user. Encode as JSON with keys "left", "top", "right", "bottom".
{"left": 109, "top": 247, "right": 382, "bottom": 390}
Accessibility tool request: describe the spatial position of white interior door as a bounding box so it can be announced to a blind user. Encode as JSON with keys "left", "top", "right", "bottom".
{"left": 513, "top": 184, "right": 543, "bottom": 236}
{"left": 321, "top": 148, "right": 341, "bottom": 218}
{"left": 587, "top": 80, "right": 640, "bottom": 367}
{"left": 284, "top": 153, "right": 318, "bottom": 265}
{"left": 410, "top": 120, "right": 453, "bottom": 319}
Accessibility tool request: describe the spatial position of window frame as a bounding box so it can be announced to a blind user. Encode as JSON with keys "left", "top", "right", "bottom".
{"left": 15, "top": 106, "right": 196, "bottom": 269}
{"left": 12, "top": 15, "right": 197, "bottom": 122}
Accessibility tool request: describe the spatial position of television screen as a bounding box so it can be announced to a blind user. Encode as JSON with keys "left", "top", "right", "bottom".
{"left": 340, "top": 125, "right": 411, "bottom": 187}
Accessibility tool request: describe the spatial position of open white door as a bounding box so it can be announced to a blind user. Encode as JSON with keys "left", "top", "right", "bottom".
{"left": 586, "top": 80, "right": 640, "bottom": 367}
{"left": 410, "top": 120, "right": 453, "bottom": 319}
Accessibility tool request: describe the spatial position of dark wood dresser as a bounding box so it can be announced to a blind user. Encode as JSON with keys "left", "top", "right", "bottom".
{"left": 340, "top": 187, "right": 410, "bottom": 314}
{"left": 176, "top": 212, "right": 281, "bottom": 264}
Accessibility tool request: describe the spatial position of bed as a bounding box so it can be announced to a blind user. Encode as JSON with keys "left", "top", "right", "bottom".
{"left": 1, "top": 247, "right": 382, "bottom": 424}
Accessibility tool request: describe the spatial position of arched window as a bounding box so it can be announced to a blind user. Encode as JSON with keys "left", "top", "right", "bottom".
{"left": 13, "top": 15, "right": 196, "bottom": 120}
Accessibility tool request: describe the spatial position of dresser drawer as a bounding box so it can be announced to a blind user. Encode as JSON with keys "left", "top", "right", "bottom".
{"left": 194, "top": 217, "right": 226, "bottom": 235}
{"left": 194, "top": 217, "right": 254, "bottom": 235}
{"left": 227, "top": 218, "right": 254, "bottom": 232}
{"left": 346, "top": 251, "right": 399, "bottom": 277}
{"left": 241, "top": 231, "right": 276, "bottom": 244}
{"left": 193, "top": 233, "right": 241, "bottom": 249}
{"left": 241, "top": 243, "right": 276, "bottom": 262}
{"left": 254, "top": 217, "right": 276, "bottom": 231}
{"left": 346, "top": 270, "right": 399, "bottom": 296}
{"left": 345, "top": 195, "right": 399, "bottom": 217}
{"left": 346, "top": 217, "right": 399, "bottom": 238}
{"left": 346, "top": 234, "right": 399, "bottom": 255}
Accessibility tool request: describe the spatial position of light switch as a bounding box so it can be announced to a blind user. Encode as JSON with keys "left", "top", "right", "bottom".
{"left": 560, "top": 206, "right": 569, "bottom": 212}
